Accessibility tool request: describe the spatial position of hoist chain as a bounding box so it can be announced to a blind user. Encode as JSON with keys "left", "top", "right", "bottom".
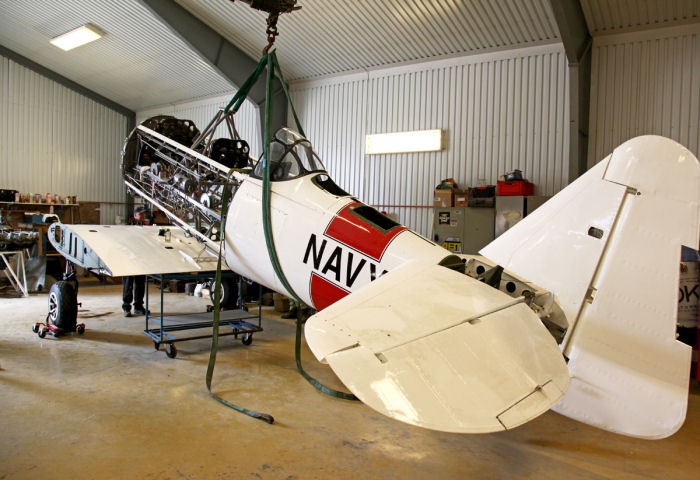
{"left": 263, "top": 12, "right": 280, "bottom": 54}
{"left": 230, "top": 1, "right": 299, "bottom": 53}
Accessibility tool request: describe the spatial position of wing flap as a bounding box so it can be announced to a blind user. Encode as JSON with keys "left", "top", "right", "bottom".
{"left": 305, "top": 260, "right": 569, "bottom": 433}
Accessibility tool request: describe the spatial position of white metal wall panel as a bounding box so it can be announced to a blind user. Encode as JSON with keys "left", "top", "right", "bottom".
{"left": 581, "top": 0, "right": 699, "bottom": 35}
{"left": 177, "top": 0, "right": 560, "bottom": 80}
{"left": 291, "top": 45, "right": 570, "bottom": 237}
{"left": 136, "top": 93, "right": 262, "bottom": 158}
{"left": 291, "top": 79, "right": 368, "bottom": 199}
{"left": 1, "top": 55, "right": 127, "bottom": 224}
{"left": 588, "top": 25, "right": 700, "bottom": 167}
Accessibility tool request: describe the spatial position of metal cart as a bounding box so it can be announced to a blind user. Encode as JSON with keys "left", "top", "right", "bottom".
{"left": 143, "top": 272, "right": 262, "bottom": 358}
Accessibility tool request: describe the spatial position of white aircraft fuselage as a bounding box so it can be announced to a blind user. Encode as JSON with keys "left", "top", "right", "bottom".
{"left": 224, "top": 174, "right": 448, "bottom": 309}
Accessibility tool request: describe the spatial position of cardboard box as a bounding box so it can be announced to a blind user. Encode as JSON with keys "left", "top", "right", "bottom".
{"left": 434, "top": 189, "right": 454, "bottom": 207}
{"left": 454, "top": 189, "right": 469, "bottom": 207}
{"left": 273, "top": 292, "right": 290, "bottom": 313}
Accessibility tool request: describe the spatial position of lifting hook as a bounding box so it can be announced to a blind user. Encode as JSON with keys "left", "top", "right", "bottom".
{"left": 229, "top": 0, "right": 301, "bottom": 53}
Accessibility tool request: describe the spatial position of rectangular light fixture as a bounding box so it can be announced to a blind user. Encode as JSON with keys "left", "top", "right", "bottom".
{"left": 50, "top": 24, "right": 103, "bottom": 51}
{"left": 365, "top": 129, "right": 444, "bottom": 155}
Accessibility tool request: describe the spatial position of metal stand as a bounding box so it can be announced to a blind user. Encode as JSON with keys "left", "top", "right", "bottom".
{"left": 0, "top": 250, "right": 28, "bottom": 297}
{"left": 143, "top": 273, "right": 262, "bottom": 358}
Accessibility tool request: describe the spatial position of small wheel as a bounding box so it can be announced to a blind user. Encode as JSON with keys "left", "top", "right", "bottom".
{"left": 38, "top": 326, "right": 47, "bottom": 338}
{"left": 32, "top": 323, "right": 40, "bottom": 333}
{"left": 241, "top": 333, "right": 253, "bottom": 346}
{"left": 52, "top": 330, "right": 61, "bottom": 338}
{"left": 154, "top": 342, "right": 160, "bottom": 351}
{"left": 242, "top": 305, "right": 249, "bottom": 312}
{"left": 76, "top": 325, "right": 85, "bottom": 335}
{"left": 165, "top": 344, "right": 177, "bottom": 358}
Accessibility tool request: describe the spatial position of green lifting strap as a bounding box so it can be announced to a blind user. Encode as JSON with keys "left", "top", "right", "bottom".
{"left": 224, "top": 54, "right": 269, "bottom": 114}
{"left": 262, "top": 51, "right": 356, "bottom": 401}
{"left": 206, "top": 174, "right": 274, "bottom": 424}
{"left": 270, "top": 53, "right": 305, "bottom": 137}
{"left": 207, "top": 50, "right": 356, "bottom": 415}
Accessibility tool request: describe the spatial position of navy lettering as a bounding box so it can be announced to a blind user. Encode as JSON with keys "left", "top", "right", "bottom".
{"left": 322, "top": 246, "right": 342, "bottom": 282}
{"left": 369, "top": 263, "right": 388, "bottom": 282}
{"left": 346, "top": 252, "right": 366, "bottom": 288}
{"left": 303, "top": 234, "right": 327, "bottom": 269}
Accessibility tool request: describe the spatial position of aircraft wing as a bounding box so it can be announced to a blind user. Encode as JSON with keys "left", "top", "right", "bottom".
{"left": 304, "top": 259, "right": 570, "bottom": 433}
{"left": 48, "top": 223, "right": 226, "bottom": 276}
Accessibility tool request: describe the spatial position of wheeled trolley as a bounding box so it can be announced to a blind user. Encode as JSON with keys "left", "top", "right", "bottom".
{"left": 143, "top": 273, "right": 262, "bottom": 358}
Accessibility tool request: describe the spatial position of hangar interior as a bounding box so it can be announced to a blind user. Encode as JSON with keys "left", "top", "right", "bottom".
{"left": 1, "top": 1, "right": 699, "bottom": 479}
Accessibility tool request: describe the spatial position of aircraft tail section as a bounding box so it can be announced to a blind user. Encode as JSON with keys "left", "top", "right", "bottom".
{"left": 480, "top": 135, "right": 700, "bottom": 438}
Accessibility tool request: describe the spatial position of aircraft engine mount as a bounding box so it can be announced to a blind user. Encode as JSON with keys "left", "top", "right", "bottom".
{"left": 121, "top": 112, "right": 253, "bottom": 246}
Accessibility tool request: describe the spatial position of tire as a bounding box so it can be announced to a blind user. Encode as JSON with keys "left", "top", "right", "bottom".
{"left": 48, "top": 281, "right": 78, "bottom": 331}
{"left": 76, "top": 324, "right": 85, "bottom": 335}
{"left": 241, "top": 333, "right": 253, "bottom": 346}
{"left": 210, "top": 277, "right": 238, "bottom": 309}
{"left": 32, "top": 323, "right": 40, "bottom": 333}
{"left": 38, "top": 326, "right": 47, "bottom": 338}
{"left": 165, "top": 344, "right": 177, "bottom": 358}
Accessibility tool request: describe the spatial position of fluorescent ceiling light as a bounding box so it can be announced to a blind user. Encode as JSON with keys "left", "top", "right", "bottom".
{"left": 50, "top": 24, "right": 103, "bottom": 51}
{"left": 366, "top": 129, "right": 444, "bottom": 155}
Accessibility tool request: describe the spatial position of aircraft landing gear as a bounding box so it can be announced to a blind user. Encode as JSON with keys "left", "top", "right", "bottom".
{"left": 34, "top": 264, "right": 85, "bottom": 339}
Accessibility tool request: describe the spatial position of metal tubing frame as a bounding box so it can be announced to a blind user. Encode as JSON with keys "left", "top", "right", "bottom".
{"left": 0, "top": 250, "right": 28, "bottom": 297}
{"left": 143, "top": 273, "right": 262, "bottom": 347}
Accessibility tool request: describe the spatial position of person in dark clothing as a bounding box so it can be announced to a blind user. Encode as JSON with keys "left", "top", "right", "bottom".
{"left": 122, "top": 275, "right": 146, "bottom": 317}
{"left": 122, "top": 206, "right": 148, "bottom": 317}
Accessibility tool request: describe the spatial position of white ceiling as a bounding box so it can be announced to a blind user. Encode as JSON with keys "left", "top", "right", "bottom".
{"left": 175, "top": 0, "right": 560, "bottom": 80}
{"left": 580, "top": 0, "right": 699, "bottom": 34}
{"left": 0, "top": 0, "right": 234, "bottom": 111}
{"left": 0, "top": 0, "right": 697, "bottom": 112}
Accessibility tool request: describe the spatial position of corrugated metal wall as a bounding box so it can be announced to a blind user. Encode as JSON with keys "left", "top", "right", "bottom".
{"left": 137, "top": 93, "right": 262, "bottom": 158}
{"left": 589, "top": 24, "right": 700, "bottom": 166}
{"left": 290, "top": 44, "right": 570, "bottom": 237}
{"left": 1, "top": 54, "right": 128, "bottom": 224}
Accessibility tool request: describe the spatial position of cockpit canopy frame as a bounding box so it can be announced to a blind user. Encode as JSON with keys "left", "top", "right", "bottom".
{"left": 252, "top": 128, "right": 327, "bottom": 181}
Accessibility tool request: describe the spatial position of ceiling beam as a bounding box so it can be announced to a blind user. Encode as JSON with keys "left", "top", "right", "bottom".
{"left": 0, "top": 44, "right": 136, "bottom": 132}
{"left": 548, "top": 0, "right": 592, "bottom": 181}
{"left": 139, "top": 0, "right": 287, "bottom": 140}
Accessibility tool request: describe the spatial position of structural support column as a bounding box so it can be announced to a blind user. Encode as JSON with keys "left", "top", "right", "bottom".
{"left": 549, "top": 0, "right": 592, "bottom": 181}
{"left": 140, "top": 0, "right": 287, "bottom": 142}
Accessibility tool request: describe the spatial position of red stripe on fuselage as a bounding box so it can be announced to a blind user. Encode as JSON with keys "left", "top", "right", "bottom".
{"left": 324, "top": 202, "right": 406, "bottom": 261}
{"left": 310, "top": 273, "right": 349, "bottom": 310}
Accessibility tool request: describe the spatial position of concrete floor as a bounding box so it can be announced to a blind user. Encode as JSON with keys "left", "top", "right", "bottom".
{"left": 1, "top": 278, "right": 698, "bottom": 480}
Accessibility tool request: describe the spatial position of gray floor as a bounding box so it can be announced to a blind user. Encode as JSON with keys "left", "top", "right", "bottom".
{"left": 1, "top": 278, "right": 698, "bottom": 479}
